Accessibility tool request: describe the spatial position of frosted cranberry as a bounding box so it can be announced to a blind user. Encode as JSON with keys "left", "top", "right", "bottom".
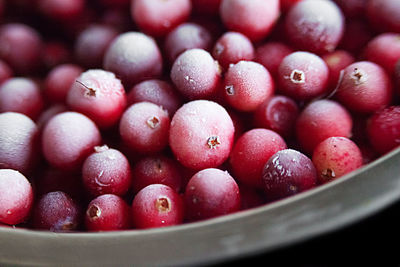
{"left": 322, "top": 50, "right": 355, "bottom": 90}
{"left": 132, "top": 184, "right": 183, "bottom": 229}
{"left": 192, "top": 0, "right": 221, "bottom": 15}
{"left": 334, "top": 0, "right": 367, "bottom": 18}
{"left": 0, "top": 78, "right": 44, "bottom": 120}
{"left": 74, "top": 24, "right": 119, "bottom": 68}
{"left": 104, "top": 32, "right": 163, "bottom": 87}
{"left": 42, "top": 112, "right": 102, "bottom": 170}
{"left": 335, "top": 61, "right": 392, "bottom": 114}
{"left": 169, "top": 100, "right": 234, "bottom": 170}
{"left": 296, "top": 99, "right": 353, "bottom": 154}
{"left": 312, "top": 137, "right": 363, "bottom": 184}
{"left": 0, "top": 169, "right": 33, "bottom": 225}
{"left": 253, "top": 95, "right": 299, "bottom": 139}
{"left": 338, "top": 19, "right": 374, "bottom": 56}
{"left": 0, "top": 23, "right": 42, "bottom": 74}
{"left": 364, "top": 33, "right": 400, "bottom": 75}
{"left": 229, "top": 128, "right": 287, "bottom": 188}
{"left": 36, "top": 104, "right": 68, "bottom": 129}
{"left": 171, "top": 48, "right": 221, "bottom": 100}
{"left": 0, "top": 60, "right": 12, "bottom": 85}
{"left": 239, "top": 185, "right": 266, "bottom": 210}
{"left": 32, "top": 191, "right": 81, "bottom": 232}
{"left": 278, "top": 51, "right": 329, "bottom": 101}
{"left": 224, "top": 61, "right": 274, "bottom": 112}
{"left": 85, "top": 194, "right": 131, "bottom": 231}
{"left": 262, "top": 149, "right": 317, "bottom": 201}
{"left": 0, "top": 112, "right": 39, "bottom": 174}
{"left": 120, "top": 102, "right": 170, "bottom": 154}
{"left": 127, "top": 79, "right": 183, "bottom": 116}
{"left": 67, "top": 69, "right": 127, "bottom": 129}
{"left": 131, "top": 155, "right": 182, "bottom": 193}
{"left": 184, "top": 168, "right": 240, "bottom": 221}
{"left": 285, "top": 0, "right": 344, "bottom": 54}
{"left": 255, "top": 42, "right": 294, "bottom": 79}
{"left": 44, "top": 64, "right": 83, "bottom": 103}
{"left": 220, "top": 0, "right": 280, "bottom": 42}
{"left": 38, "top": 0, "right": 84, "bottom": 21}
{"left": 131, "top": 0, "right": 191, "bottom": 38}
{"left": 42, "top": 42, "right": 71, "bottom": 70}
{"left": 164, "top": 22, "right": 213, "bottom": 64}
{"left": 367, "top": 106, "right": 400, "bottom": 155}
{"left": 366, "top": 0, "right": 400, "bottom": 33}
{"left": 212, "top": 32, "right": 254, "bottom": 70}
{"left": 82, "top": 145, "right": 132, "bottom": 197}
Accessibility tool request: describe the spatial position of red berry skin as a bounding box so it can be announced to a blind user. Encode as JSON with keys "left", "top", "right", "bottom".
{"left": 335, "top": 61, "right": 392, "bottom": 114}
{"left": 285, "top": 0, "right": 345, "bottom": 54}
{"left": 184, "top": 168, "right": 240, "bottom": 221}
{"left": 223, "top": 61, "right": 274, "bottom": 112}
{"left": 281, "top": 0, "right": 303, "bottom": 12}
{"left": 322, "top": 50, "right": 355, "bottom": 90}
{"left": 169, "top": 100, "right": 234, "bottom": 170}
{"left": 253, "top": 95, "right": 300, "bottom": 139}
{"left": 44, "top": 64, "right": 83, "bottom": 103}
{"left": 312, "top": 137, "right": 363, "bottom": 184}
{"left": 212, "top": 32, "right": 255, "bottom": 70}
{"left": 0, "top": 112, "right": 39, "bottom": 175}
{"left": 367, "top": 106, "right": 400, "bottom": 155}
{"left": 192, "top": 0, "right": 221, "bottom": 15}
{"left": 0, "top": 60, "right": 12, "bottom": 85}
{"left": 0, "top": 169, "right": 33, "bottom": 225}
{"left": 85, "top": 194, "right": 131, "bottom": 231}
{"left": 32, "top": 191, "right": 81, "bottom": 232}
{"left": 295, "top": 99, "right": 353, "bottom": 155}
{"left": 103, "top": 32, "right": 163, "bottom": 88}
{"left": 220, "top": 0, "right": 280, "bottom": 42}
{"left": 334, "top": 0, "right": 367, "bottom": 19}
{"left": 120, "top": 102, "right": 170, "bottom": 154}
{"left": 131, "top": 0, "right": 192, "bottom": 38}
{"left": 132, "top": 184, "right": 183, "bottom": 229}
{"left": 67, "top": 69, "right": 127, "bottom": 129}
{"left": 229, "top": 128, "right": 287, "bottom": 188}
{"left": 262, "top": 149, "right": 317, "bottom": 201}
{"left": 42, "top": 42, "right": 71, "bottom": 70}
{"left": 82, "top": 145, "right": 132, "bottom": 197}
{"left": 255, "top": 42, "right": 294, "bottom": 79}
{"left": 131, "top": 155, "right": 182, "bottom": 193}
{"left": 42, "top": 112, "right": 102, "bottom": 171}
{"left": 170, "top": 48, "right": 221, "bottom": 100}
{"left": 38, "top": 0, "right": 84, "bottom": 21}
{"left": 363, "top": 33, "right": 400, "bottom": 76}
{"left": 366, "top": 0, "right": 400, "bottom": 33}
{"left": 0, "top": 78, "right": 44, "bottom": 120}
{"left": 278, "top": 51, "right": 329, "bottom": 101}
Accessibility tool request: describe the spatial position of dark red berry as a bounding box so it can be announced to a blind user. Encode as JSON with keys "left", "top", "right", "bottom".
{"left": 255, "top": 42, "right": 294, "bottom": 79}
{"left": 366, "top": 0, "right": 400, "bottom": 33}
{"left": 322, "top": 50, "right": 355, "bottom": 90}
{"left": 38, "top": 0, "right": 84, "bottom": 21}
{"left": 0, "top": 60, "right": 12, "bottom": 85}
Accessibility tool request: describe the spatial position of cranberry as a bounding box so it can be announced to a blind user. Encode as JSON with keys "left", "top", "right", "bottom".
{"left": 170, "top": 48, "right": 221, "bottom": 100}
{"left": 295, "top": 99, "right": 353, "bottom": 155}
{"left": 239, "top": 185, "right": 266, "bottom": 210}
{"left": 32, "top": 191, "right": 81, "bottom": 232}
{"left": 255, "top": 42, "right": 294, "bottom": 79}
{"left": 262, "top": 149, "right": 317, "bottom": 201}
{"left": 335, "top": 61, "right": 392, "bottom": 114}
{"left": 44, "top": 64, "right": 83, "bottom": 104}
{"left": 367, "top": 106, "right": 400, "bottom": 155}
{"left": 119, "top": 102, "right": 170, "bottom": 154}
{"left": 220, "top": 0, "right": 280, "bottom": 42}
{"left": 132, "top": 184, "right": 183, "bottom": 229}
{"left": 42, "top": 42, "right": 71, "bottom": 70}
{"left": 67, "top": 69, "right": 127, "bottom": 129}
{"left": 278, "top": 51, "right": 329, "bottom": 101}
{"left": 281, "top": 0, "right": 303, "bottom": 12}
{"left": 192, "top": 0, "right": 221, "bottom": 15}
{"left": 366, "top": 0, "right": 400, "bottom": 33}
{"left": 37, "top": 0, "right": 84, "bottom": 21}
{"left": 312, "top": 137, "right": 363, "bottom": 184}
{"left": 41, "top": 112, "right": 102, "bottom": 170}
{"left": 223, "top": 60, "right": 274, "bottom": 112}
{"left": 103, "top": 32, "right": 163, "bottom": 88}
{"left": 334, "top": 0, "right": 367, "bottom": 18}
{"left": 85, "top": 194, "right": 131, "bottom": 231}
{"left": 0, "top": 77, "right": 44, "bottom": 120}
{"left": 322, "top": 50, "right": 355, "bottom": 90}
{"left": 229, "top": 128, "right": 287, "bottom": 188}
{"left": 127, "top": 79, "right": 183, "bottom": 116}
{"left": 184, "top": 168, "right": 240, "bottom": 221}
{"left": 285, "top": 0, "right": 344, "bottom": 54}
{"left": 131, "top": 155, "right": 182, "bottom": 193}
{"left": 36, "top": 104, "right": 69, "bottom": 129}
{"left": 82, "top": 145, "right": 132, "bottom": 197}
{"left": 212, "top": 32, "right": 254, "bottom": 70}
{"left": 169, "top": 100, "right": 234, "bottom": 170}
{"left": 131, "top": 0, "right": 192, "bottom": 38}
{"left": 0, "top": 112, "right": 39, "bottom": 174}
{"left": 0, "top": 60, "right": 12, "bottom": 85}
{"left": 0, "top": 169, "right": 33, "bottom": 225}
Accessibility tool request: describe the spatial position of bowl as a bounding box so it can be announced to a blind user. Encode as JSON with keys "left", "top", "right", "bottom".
{"left": 1, "top": 147, "right": 399, "bottom": 266}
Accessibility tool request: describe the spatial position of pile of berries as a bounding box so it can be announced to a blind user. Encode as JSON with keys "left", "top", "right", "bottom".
{"left": 0, "top": 0, "right": 399, "bottom": 232}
